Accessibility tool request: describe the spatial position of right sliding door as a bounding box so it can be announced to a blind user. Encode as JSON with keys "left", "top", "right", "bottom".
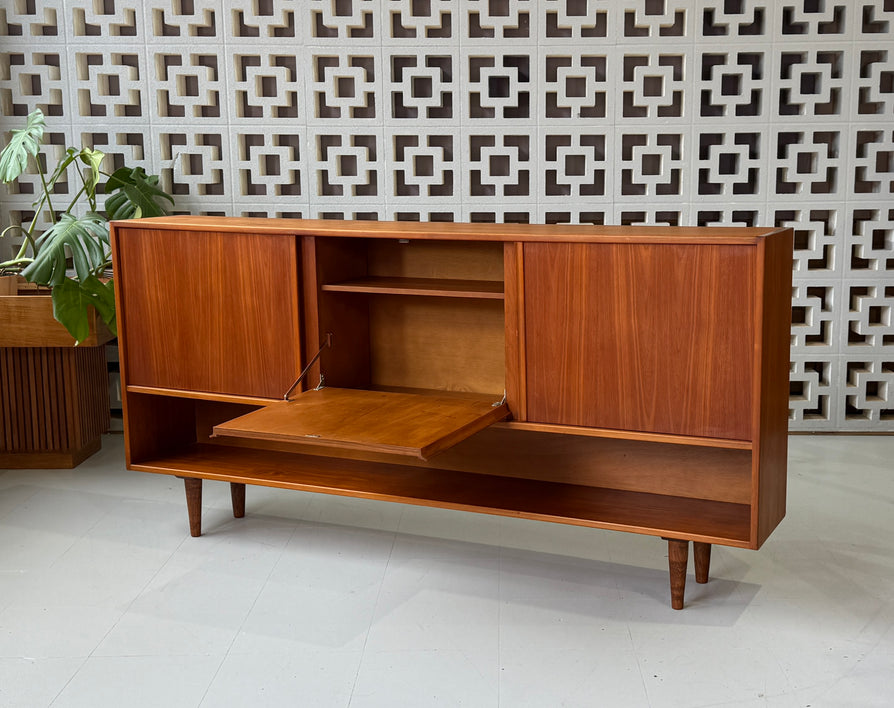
{"left": 522, "top": 242, "right": 756, "bottom": 442}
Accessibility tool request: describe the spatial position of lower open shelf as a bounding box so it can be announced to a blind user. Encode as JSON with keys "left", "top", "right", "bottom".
{"left": 132, "top": 443, "right": 753, "bottom": 547}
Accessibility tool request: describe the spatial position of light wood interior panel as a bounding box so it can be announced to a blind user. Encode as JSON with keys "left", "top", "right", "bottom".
{"left": 369, "top": 295, "right": 505, "bottom": 394}
{"left": 524, "top": 242, "right": 755, "bottom": 440}
{"left": 303, "top": 237, "right": 372, "bottom": 391}
{"left": 122, "top": 392, "right": 197, "bottom": 465}
{"left": 503, "top": 242, "right": 526, "bottom": 420}
{"left": 311, "top": 237, "right": 506, "bottom": 394}
{"left": 439, "top": 427, "right": 752, "bottom": 505}
{"left": 133, "top": 442, "right": 753, "bottom": 546}
{"left": 367, "top": 239, "right": 503, "bottom": 281}
{"left": 209, "top": 424, "right": 751, "bottom": 505}
{"left": 212, "top": 388, "right": 509, "bottom": 460}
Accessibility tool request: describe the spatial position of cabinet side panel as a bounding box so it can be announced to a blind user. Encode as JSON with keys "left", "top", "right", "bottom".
{"left": 115, "top": 228, "right": 301, "bottom": 399}
{"left": 504, "top": 243, "right": 526, "bottom": 419}
{"left": 755, "top": 230, "right": 794, "bottom": 546}
{"left": 524, "top": 242, "right": 755, "bottom": 440}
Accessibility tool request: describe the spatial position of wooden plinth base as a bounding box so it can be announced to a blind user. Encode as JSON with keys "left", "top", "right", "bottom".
{"left": 0, "top": 345, "right": 109, "bottom": 469}
{"left": 0, "top": 437, "right": 102, "bottom": 469}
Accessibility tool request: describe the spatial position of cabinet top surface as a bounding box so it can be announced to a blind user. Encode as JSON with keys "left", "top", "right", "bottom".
{"left": 113, "top": 216, "right": 787, "bottom": 245}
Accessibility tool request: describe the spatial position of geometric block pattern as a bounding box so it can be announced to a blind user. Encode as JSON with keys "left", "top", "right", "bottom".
{"left": 1, "top": 0, "right": 893, "bottom": 430}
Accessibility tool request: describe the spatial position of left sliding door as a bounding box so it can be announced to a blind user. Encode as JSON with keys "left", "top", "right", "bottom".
{"left": 112, "top": 227, "right": 302, "bottom": 400}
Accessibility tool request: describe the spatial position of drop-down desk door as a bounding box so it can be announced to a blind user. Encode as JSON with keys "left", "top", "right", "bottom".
{"left": 212, "top": 387, "right": 509, "bottom": 460}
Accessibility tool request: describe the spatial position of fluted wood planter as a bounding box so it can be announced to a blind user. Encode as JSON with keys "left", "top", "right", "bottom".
{"left": 0, "top": 276, "right": 112, "bottom": 468}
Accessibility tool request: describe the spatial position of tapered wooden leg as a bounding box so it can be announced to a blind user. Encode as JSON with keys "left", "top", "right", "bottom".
{"left": 183, "top": 477, "right": 203, "bottom": 537}
{"left": 231, "top": 482, "right": 246, "bottom": 518}
{"left": 667, "top": 539, "right": 689, "bottom": 610}
{"left": 693, "top": 542, "right": 711, "bottom": 584}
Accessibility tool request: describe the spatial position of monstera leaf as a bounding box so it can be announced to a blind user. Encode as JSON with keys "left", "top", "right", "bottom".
{"left": 21, "top": 212, "right": 110, "bottom": 287}
{"left": 104, "top": 166, "right": 174, "bottom": 220}
{"left": 0, "top": 109, "right": 174, "bottom": 343}
{"left": 50, "top": 275, "right": 117, "bottom": 344}
{"left": 0, "top": 109, "right": 45, "bottom": 183}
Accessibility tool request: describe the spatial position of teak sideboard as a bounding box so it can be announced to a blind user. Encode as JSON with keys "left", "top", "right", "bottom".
{"left": 110, "top": 216, "right": 792, "bottom": 609}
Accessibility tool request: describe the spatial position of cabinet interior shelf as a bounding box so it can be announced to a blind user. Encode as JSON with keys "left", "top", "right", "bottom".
{"left": 321, "top": 276, "right": 505, "bottom": 299}
{"left": 132, "top": 443, "right": 752, "bottom": 547}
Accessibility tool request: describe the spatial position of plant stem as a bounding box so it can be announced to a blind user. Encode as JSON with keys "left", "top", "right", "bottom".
{"left": 65, "top": 182, "right": 90, "bottom": 214}
{"left": 0, "top": 256, "right": 34, "bottom": 270}
{"left": 73, "top": 160, "right": 97, "bottom": 212}
{"left": 0, "top": 225, "right": 31, "bottom": 263}
{"left": 36, "top": 158, "right": 56, "bottom": 223}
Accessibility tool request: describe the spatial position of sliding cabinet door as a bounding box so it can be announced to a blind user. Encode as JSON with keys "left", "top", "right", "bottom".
{"left": 115, "top": 228, "right": 302, "bottom": 399}
{"left": 522, "top": 242, "right": 755, "bottom": 441}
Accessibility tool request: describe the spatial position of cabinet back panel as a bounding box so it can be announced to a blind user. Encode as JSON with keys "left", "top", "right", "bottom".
{"left": 115, "top": 228, "right": 301, "bottom": 399}
{"left": 367, "top": 240, "right": 503, "bottom": 281}
{"left": 209, "top": 426, "right": 751, "bottom": 505}
{"left": 439, "top": 428, "right": 752, "bottom": 505}
{"left": 369, "top": 296, "right": 505, "bottom": 394}
{"left": 524, "top": 242, "right": 755, "bottom": 440}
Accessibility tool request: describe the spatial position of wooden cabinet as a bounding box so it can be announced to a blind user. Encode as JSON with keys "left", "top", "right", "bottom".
{"left": 111, "top": 217, "right": 792, "bottom": 609}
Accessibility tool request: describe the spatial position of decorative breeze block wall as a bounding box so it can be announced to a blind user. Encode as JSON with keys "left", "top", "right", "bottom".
{"left": 1, "top": 0, "right": 892, "bottom": 431}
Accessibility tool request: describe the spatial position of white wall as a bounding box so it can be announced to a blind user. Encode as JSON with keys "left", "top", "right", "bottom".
{"left": 1, "top": 0, "right": 892, "bottom": 430}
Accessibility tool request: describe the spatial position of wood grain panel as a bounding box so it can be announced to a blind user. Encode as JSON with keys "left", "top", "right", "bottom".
{"left": 322, "top": 276, "right": 504, "bottom": 299}
{"left": 498, "top": 420, "right": 751, "bottom": 450}
{"left": 118, "top": 215, "right": 778, "bottom": 245}
{"left": 524, "top": 242, "right": 755, "bottom": 440}
{"left": 753, "top": 229, "right": 793, "bottom": 547}
{"left": 113, "top": 228, "right": 301, "bottom": 399}
{"left": 307, "top": 236, "right": 372, "bottom": 390}
{"left": 121, "top": 392, "right": 197, "bottom": 466}
{"left": 503, "top": 242, "right": 526, "bottom": 420}
{"left": 366, "top": 239, "right": 504, "bottom": 280}
{"left": 0, "top": 345, "right": 109, "bottom": 468}
{"left": 0, "top": 278, "right": 112, "bottom": 347}
{"left": 133, "top": 443, "right": 752, "bottom": 546}
{"left": 369, "top": 295, "right": 505, "bottom": 394}
{"left": 206, "top": 423, "right": 752, "bottom": 504}
{"left": 213, "top": 388, "right": 509, "bottom": 459}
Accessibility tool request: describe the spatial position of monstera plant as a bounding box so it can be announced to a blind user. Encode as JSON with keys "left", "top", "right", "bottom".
{"left": 0, "top": 108, "right": 174, "bottom": 343}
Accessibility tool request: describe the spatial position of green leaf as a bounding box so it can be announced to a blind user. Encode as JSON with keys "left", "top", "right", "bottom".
{"left": 50, "top": 275, "right": 116, "bottom": 344}
{"left": 50, "top": 277, "right": 91, "bottom": 344}
{"left": 103, "top": 167, "right": 174, "bottom": 220}
{"left": 0, "top": 109, "right": 45, "bottom": 182}
{"left": 79, "top": 148, "right": 105, "bottom": 201}
{"left": 21, "top": 212, "right": 110, "bottom": 287}
{"left": 78, "top": 274, "right": 116, "bottom": 329}
{"left": 43, "top": 147, "right": 83, "bottom": 195}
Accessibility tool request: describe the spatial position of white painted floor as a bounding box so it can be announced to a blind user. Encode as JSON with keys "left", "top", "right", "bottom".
{"left": 1, "top": 434, "right": 892, "bottom": 707}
